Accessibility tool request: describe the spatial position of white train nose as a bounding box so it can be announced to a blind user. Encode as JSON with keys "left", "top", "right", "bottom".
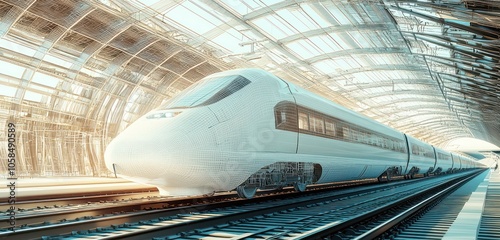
{"left": 104, "top": 129, "right": 173, "bottom": 180}
{"left": 103, "top": 108, "right": 228, "bottom": 196}
{"left": 103, "top": 120, "right": 217, "bottom": 194}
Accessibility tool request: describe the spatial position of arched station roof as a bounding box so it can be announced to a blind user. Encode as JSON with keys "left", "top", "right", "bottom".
{"left": 0, "top": 0, "right": 498, "bottom": 176}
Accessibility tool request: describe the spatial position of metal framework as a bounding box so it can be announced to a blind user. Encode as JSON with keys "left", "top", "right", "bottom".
{"left": 0, "top": 0, "right": 498, "bottom": 176}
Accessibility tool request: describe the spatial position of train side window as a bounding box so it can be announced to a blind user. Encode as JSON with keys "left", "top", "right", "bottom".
{"left": 388, "top": 139, "right": 394, "bottom": 150}
{"left": 325, "top": 120, "right": 336, "bottom": 136}
{"left": 343, "top": 126, "right": 351, "bottom": 141}
{"left": 274, "top": 101, "right": 298, "bottom": 132}
{"left": 275, "top": 110, "right": 286, "bottom": 127}
{"left": 364, "top": 133, "right": 369, "bottom": 144}
{"left": 310, "top": 115, "right": 325, "bottom": 134}
{"left": 298, "top": 112, "right": 309, "bottom": 130}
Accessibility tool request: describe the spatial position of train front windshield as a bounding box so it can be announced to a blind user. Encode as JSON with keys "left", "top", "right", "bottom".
{"left": 160, "top": 75, "right": 250, "bottom": 109}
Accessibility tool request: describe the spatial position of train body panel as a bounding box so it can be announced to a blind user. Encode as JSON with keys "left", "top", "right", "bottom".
{"left": 451, "top": 153, "right": 462, "bottom": 171}
{"left": 292, "top": 88, "right": 406, "bottom": 155}
{"left": 405, "top": 135, "right": 436, "bottom": 175}
{"left": 104, "top": 68, "right": 485, "bottom": 198}
{"left": 433, "top": 147, "right": 454, "bottom": 173}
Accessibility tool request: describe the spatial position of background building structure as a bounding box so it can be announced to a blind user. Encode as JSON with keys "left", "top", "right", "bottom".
{"left": 0, "top": 0, "right": 498, "bottom": 176}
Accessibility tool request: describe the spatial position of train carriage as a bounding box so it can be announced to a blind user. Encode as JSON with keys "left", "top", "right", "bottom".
{"left": 105, "top": 68, "right": 484, "bottom": 199}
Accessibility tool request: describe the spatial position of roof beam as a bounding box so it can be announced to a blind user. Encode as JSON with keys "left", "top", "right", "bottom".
{"left": 329, "top": 64, "right": 427, "bottom": 77}
{"left": 305, "top": 47, "right": 408, "bottom": 63}
{"left": 388, "top": 5, "right": 500, "bottom": 39}
{"left": 278, "top": 23, "right": 394, "bottom": 44}
{"left": 242, "top": 0, "right": 305, "bottom": 20}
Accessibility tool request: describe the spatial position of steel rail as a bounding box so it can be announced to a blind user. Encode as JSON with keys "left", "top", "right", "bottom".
{"left": 0, "top": 178, "right": 401, "bottom": 239}
{"left": 292, "top": 169, "right": 484, "bottom": 239}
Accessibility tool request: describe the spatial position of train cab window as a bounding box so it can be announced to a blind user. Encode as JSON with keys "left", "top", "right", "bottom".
{"left": 298, "top": 112, "right": 309, "bottom": 130}
{"left": 201, "top": 76, "right": 251, "bottom": 106}
{"left": 158, "top": 75, "right": 250, "bottom": 109}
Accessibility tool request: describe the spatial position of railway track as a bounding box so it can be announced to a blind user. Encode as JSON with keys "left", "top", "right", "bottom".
{"left": 0, "top": 170, "right": 483, "bottom": 239}
{"left": 0, "top": 178, "right": 375, "bottom": 237}
{"left": 310, "top": 170, "right": 484, "bottom": 239}
{"left": 0, "top": 188, "right": 158, "bottom": 209}
{"left": 0, "top": 179, "right": 375, "bottom": 238}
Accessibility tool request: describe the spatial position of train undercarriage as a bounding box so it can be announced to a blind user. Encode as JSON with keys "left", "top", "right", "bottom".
{"left": 236, "top": 162, "right": 322, "bottom": 198}
{"left": 236, "top": 162, "right": 456, "bottom": 198}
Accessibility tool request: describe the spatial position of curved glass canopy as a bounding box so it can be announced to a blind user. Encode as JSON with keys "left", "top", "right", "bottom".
{"left": 0, "top": 0, "right": 498, "bottom": 176}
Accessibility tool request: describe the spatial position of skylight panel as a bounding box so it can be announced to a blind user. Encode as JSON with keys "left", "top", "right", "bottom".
{"left": 377, "top": 31, "right": 398, "bottom": 48}
{"left": 252, "top": 15, "right": 296, "bottom": 39}
{"left": 309, "top": 35, "right": 341, "bottom": 52}
{"left": 43, "top": 54, "right": 72, "bottom": 68}
{"left": 314, "top": 57, "right": 361, "bottom": 73}
{"left": 71, "top": 84, "right": 84, "bottom": 95}
{"left": 351, "top": 71, "right": 378, "bottom": 84}
{"left": 324, "top": 4, "right": 351, "bottom": 25}
{"left": 28, "top": 82, "right": 55, "bottom": 95}
{"left": 136, "top": 0, "right": 160, "bottom": 6}
{"left": 32, "top": 72, "right": 60, "bottom": 88}
{"left": 300, "top": 3, "right": 331, "bottom": 28}
{"left": 266, "top": 49, "right": 289, "bottom": 65}
{"left": 275, "top": 8, "right": 316, "bottom": 32}
{"left": 312, "top": 60, "right": 337, "bottom": 75}
{"left": 0, "top": 60, "right": 26, "bottom": 78}
{"left": 354, "top": 55, "right": 374, "bottom": 68}
{"left": 343, "top": 57, "right": 362, "bottom": 68}
{"left": 286, "top": 40, "right": 321, "bottom": 59}
{"left": 364, "top": 86, "right": 392, "bottom": 95}
{"left": 0, "top": 39, "right": 36, "bottom": 56}
{"left": 0, "top": 85, "right": 16, "bottom": 97}
{"left": 328, "top": 32, "right": 353, "bottom": 50}
{"left": 191, "top": 1, "right": 232, "bottom": 23}
{"left": 211, "top": 30, "right": 252, "bottom": 54}
{"left": 370, "top": 55, "right": 392, "bottom": 65}
{"left": 164, "top": 1, "right": 218, "bottom": 35}
{"left": 220, "top": 0, "right": 251, "bottom": 15}
{"left": 244, "top": 0, "right": 265, "bottom": 10}
{"left": 349, "top": 31, "right": 371, "bottom": 48}
{"left": 24, "top": 90, "right": 43, "bottom": 102}
{"left": 331, "top": 58, "right": 356, "bottom": 70}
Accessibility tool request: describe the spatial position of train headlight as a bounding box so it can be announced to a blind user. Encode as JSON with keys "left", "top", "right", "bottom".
{"left": 146, "top": 111, "right": 182, "bottom": 119}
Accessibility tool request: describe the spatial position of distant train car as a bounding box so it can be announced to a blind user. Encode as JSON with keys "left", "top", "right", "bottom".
{"left": 104, "top": 68, "right": 484, "bottom": 198}
{"left": 433, "top": 147, "right": 454, "bottom": 174}
{"left": 404, "top": 135, "right": 436, "bottom": 178}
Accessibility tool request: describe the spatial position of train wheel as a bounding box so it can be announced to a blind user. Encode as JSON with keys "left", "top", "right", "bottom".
{"left": 236, "top": 186, "right": 257, "bottom": 199}
{"left": 294, "top": 182, "right": 307, "bottom": 192}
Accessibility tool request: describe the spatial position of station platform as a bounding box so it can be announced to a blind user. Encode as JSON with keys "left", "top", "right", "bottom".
{"left": 1, "top": 176, "right": 155, "bottom": 199}
{"left": 441, "top": 169, "right": 498, "bottom": 239}
{"left": 394, "top": 169, "right": 496, "bottom": 239}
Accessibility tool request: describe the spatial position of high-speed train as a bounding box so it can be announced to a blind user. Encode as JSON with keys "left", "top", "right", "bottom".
{"left": 104, "top": 68, "right": 484, "bottom": 198}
